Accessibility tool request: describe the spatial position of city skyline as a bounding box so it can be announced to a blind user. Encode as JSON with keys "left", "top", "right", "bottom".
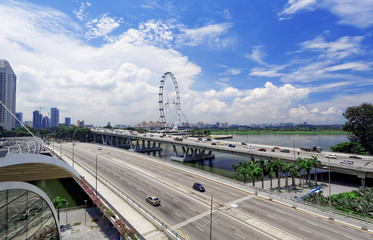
{"left": 1, "top": 1, "right": 373, "bottom": 126}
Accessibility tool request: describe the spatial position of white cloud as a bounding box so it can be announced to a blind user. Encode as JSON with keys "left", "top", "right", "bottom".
{"left": 249, "top": 65, "right": 285, "bottom": 78}
{"left": 177, "top": 22, "right": 233, "bottom": 47}
{"left": 323, "top": 62, "right": 372, "bottom": 72}
{"left": 245, "top": 46, "right": 267, "bottom": 65}
{"left": 73, "top": 1, "right": 91, "bottom": 21}
{"left": 279, "top": 0, "right": 373, "bottom": 28}
{"left": 85, "top": 14, "right": 123, "bottom": 40}
{"left": 279, "top": 0, "right": 318, "bottom": 17}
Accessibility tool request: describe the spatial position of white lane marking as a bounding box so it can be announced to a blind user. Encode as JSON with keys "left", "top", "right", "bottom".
{"left": 267, "top": 215, "right": 277, "bottom": 220}
{"left": 231, "top": 193, "right": 239, "bottom": 197}
{"left": 173, "top": 198, "right": 179, "bottom": 202}
{"left": 222, "top": 196, "right": 229, "bottom": 200}
{"left": 235, "top": 232, "right": 246, "bottom": 239}
{"left": 213, "top": 186, "right": 220, "bottom": 190}
{"left": 345, "top": 236, "right": 357, "bottom": 240}
{"left": 305, "top": 221, "right": 319, "bottom": 227}
{"left": 175, "top": 212, "right": 182, "bottom": 218}
{"left": 298, "top": 227, "right": 311, "bottom": 233}
{"left": 275, "top": 209, "right": 287, "bottom": 215}
{"left": 160, "top": 191, "right": 165, "bottom": 195}
{"left": 244, "top": 204, "right": 251, "bottom": 208}
{"left": 189, "top": 207, "right": 196, "bottom": 212}
{"left": 195, "top": 226, "right": 204, "bottom": 232}
{"left": 135, "top": 188, "right": 141, "bottom": 192}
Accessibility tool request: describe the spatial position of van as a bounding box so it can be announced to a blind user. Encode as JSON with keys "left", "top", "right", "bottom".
{"left": 193, "top": 183, "right": 205, "bottom": 192}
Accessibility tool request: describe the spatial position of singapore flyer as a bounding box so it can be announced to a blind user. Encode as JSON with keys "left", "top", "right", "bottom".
{"left": 158, "top": 72, "right": 181, "bottom": 130}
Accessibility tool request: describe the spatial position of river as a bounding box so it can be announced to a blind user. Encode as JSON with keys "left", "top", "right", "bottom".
{"left": 155, "top": 134, "right": 349, "bottom": 177}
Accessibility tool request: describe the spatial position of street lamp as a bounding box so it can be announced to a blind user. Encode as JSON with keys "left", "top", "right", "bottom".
{"left": 60, "top": 142, "right": 62, "bottom": 158}
{"left": 66, "top": 202, "right": 69, "bottom": 227}
{"left": 328, "top": 158, "right": 332, "bottom": 213}
{"left": 95, "top": 151, "right": 106, "bottom": 196}
{"left": 84, "top": 200, "right": 87, "bottom": 226}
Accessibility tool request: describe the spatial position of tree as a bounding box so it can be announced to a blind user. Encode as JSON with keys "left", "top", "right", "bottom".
{"left": 52, "top": 196, "right": 68, "bottom": 221}
{"left": 247, "top": 161, "right": 262, "bottom": 187}
{"left": 296, "top": 158, "right": 306, "bottom": 187}
{"left": 304, "top": 158, "right": 313, "bottom": 186}
{"left": 330, "top": 141, "right": 367, "bottom": 154}
{"left": 273, "top": 158, "right": 284, "bottom": 190}
{"left": 237, "top": 160, "right": 250, "bottom": 183}
{"left": 342, "top": 103, "right": 373, "bottom": 154}
{"left": 232, "top": 163, "right": 240, "bottom": 180}
{"left": 73, "top": 127, "right": 92, "bottom": 142}
{"left": 309, "top": 155, "right": 321, "bottom": 186}
{"left": 288, "top": 163, "right": 298, "bottom": 189}
{"left": 258, "top": 159, "right": 266, "bottom": 189}
{"left": 265, "top": 161, "right": 276, "bottom": 190}
{"left": 282, "top": 162, "right": 292, "bottom": 190}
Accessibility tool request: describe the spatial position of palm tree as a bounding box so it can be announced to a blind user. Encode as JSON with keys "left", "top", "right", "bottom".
{"left": 258, "top": 159, "right": 266, "bottom": 189}
{"left": 310, "top": 155, "right": 322, "bottom": 186}
{"left": 282, "top": 162, "right": 292, "bottom": 190}
{"left": 265, "top": 161, "right": 276, "bottom": 190}
{"left": 232, "top": 163, "right": 240, "bottom": 180}
{"left": 296, "top": 158, "right": 307, "bottom": 187}
{"left": 273, "top": 158, "right": 284, "bottom": 190}
{"left": 288, "top": 163, "right": 298, "bottom": 190}
{"left": 237, "top": 160, "right": 250, "bottom": 183}
{"left": 248, "top": 161, "right": 262, "bottom": 187}
{"left": 304, "top": 158, "right": 313, "bottom": 186}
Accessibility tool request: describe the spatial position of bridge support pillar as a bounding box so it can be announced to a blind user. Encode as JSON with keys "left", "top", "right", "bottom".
{"left": 171, "top": 145, "right": 215, "bottom": 162}
{"left": 356, "top": 171, "right": 367, "bottom": 187}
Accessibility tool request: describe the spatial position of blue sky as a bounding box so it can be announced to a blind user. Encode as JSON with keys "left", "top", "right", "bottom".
{"left": 1, "top": 0, "right": 373, "bottom": 126}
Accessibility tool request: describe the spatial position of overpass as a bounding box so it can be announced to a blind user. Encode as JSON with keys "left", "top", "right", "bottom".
{"left": 92, "top": 128, "right": 373, "bottom": 186}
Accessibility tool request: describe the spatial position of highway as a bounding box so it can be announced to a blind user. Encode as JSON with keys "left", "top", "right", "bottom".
{"left": 59, "top": 142, "right": 373, "bottom": 240}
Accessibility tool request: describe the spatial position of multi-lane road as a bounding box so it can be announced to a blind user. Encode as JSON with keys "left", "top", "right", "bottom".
{"left": 61, "top": 142, "right": 372, "bottom": 240}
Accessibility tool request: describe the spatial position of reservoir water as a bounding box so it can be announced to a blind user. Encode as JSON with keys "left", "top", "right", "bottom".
{"left": 156, "top": 134, "right": 349, "bottom": 176}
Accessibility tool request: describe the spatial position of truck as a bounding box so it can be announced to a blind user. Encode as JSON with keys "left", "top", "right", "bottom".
{"left": 174, "top": 137, "right": 183, "bottom": 141}
{"left": 300, "top": 146, "right": 322, "bottom": 153}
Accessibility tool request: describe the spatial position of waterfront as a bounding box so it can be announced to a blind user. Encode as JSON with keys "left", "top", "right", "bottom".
{"left": 158, "top": 134, "right": 349, "bottom": 175}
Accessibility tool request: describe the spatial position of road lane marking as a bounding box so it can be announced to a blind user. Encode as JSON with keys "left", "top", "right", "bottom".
{"left": 173, "top": 198, "right": 179, "bottom": 202}
{"left": 230, "top": 193, "right": 239, "bottom": 197}
{"left": 135, "top": 188, "right": 141, "bottom": 192}
{"left": 235, "top": 232, "right": 246, "bottom": 239}
{"left": 189, "top": 207, "right": 196, "bottom": 212}
{"left": 305, "top": 220, "right": 319, "bottom": 227}
{"left": 175, "top": 212, "right": 182, "bottom": 218}
{"left": 266, "top": 214, "right": 277, "bottom": 220}
{"left": 274, "top": 209, "right": 287, "bottom": 215}
{"left": 298, "top": 227, "right": 311, "bottom": 233}
{"left": 345, "top": 236, "right": 358, "bottom": 240}
{"left": 195, "top": 226, "right": 204, "bottom": 232}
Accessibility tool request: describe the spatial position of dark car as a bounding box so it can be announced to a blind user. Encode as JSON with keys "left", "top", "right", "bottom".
{"left": 228, "top": 144, "right": 236, "bottom": 148}
{"left": 211, "top": 142, "right": 217, "bottom": 145}
{"left": 349, "top": 155, "right": 362, "bottom": 159}
{"left": 241, "top": 142, "right": 247, "bottom": 145}
{"left": 146, "top": 196, "right": 161, "bottom": 206}
{"left": 280, "top": 149, "right": 290, "bottom": 153}
{"left": 193, "top": 183, "right": 205, "bottom": 192}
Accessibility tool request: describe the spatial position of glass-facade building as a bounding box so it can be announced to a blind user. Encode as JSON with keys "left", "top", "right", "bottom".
{"left": 0, "top": 59, "right": 17, "bottom": 130}
{"left": 0, "top": 183, "right": 60, "bottom": 240}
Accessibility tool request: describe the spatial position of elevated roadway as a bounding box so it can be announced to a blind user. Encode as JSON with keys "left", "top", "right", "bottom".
{"left": 92, "top": 128, "right": 373, "bottom": 186}
{"left": 59, "top": 142, "right": 373, "bottom": 240}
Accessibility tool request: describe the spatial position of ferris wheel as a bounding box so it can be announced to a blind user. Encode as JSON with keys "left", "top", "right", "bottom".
{"left": 158, "top": 72, "right": 181, "bottom": 130}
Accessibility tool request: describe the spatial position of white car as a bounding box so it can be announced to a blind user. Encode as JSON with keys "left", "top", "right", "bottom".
{"left": 325, "top": 154, "right": 337, "bottom": 159}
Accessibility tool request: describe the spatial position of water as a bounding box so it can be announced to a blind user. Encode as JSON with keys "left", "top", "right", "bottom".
{"left": 156, "top": 134, "right": 349, "bottom": 175}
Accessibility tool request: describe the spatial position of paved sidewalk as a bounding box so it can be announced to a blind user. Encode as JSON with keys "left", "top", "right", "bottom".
{"left": 60, "top": 207, "right": 119, "bottom": 240}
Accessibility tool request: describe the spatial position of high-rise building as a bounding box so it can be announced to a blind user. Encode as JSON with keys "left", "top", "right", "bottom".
{"left": 50, "top": 107, "right": 59, "bottom": 127}
{"left": 42, "top": 116, "right": 50, "bottom": 128}
{"left": 33, "top": 110, "right": 42, "bottom": 129}
{"left": 77, "top": 120, "right": 84, "bottom": 127}
{"left": 65, "top": 117, "right": 71, "bottom": 126}
{"left": 15, "top": 112, "right": 23, "bottom": 128}
{"left": 0, "top": 59, "right": 17, "bottom": 130}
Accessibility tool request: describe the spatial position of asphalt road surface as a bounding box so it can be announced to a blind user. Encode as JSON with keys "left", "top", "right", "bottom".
{"left": 60, "top": 142, "right": 373, "bottom": 240}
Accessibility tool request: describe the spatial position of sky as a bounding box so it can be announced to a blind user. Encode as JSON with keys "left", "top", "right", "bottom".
{"left": 1, "top": 0, "right": 373, "bottom": 127}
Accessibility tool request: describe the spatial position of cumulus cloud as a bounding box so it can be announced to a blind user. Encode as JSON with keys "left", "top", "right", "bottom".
{"left": 85, "top": 14, "right": 123, "bottom": 40}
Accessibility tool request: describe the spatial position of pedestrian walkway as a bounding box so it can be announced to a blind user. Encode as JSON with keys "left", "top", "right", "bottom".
{"left": 60, "top": 207, "right": 119, "bottom": 240}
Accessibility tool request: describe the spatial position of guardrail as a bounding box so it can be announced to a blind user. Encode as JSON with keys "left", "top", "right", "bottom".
{"left": 52, "top": 147, "right": 187, "bottom": 240}
{"left": 127, "top": 150, "right": 373, "bottom": 232}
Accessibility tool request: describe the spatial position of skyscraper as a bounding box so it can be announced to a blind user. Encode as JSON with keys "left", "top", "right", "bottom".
{"left": 65, "top": 117, "right": 71, "bottom": 126}
{"left": 0, "top": 59, "right": 17, "bottom": 130}
{"left": 33, "top": 110, "right": 42, "bottom": 129}
{"left": 15, "top": 112, "right": 23, "bottom": 128}
{"left": 50, "top": 107, "right": 59, "bottom": 127}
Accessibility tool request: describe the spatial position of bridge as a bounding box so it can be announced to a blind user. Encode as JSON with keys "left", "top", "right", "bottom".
{"left": 92, "top": 128, "right": 373, "bottom": 187}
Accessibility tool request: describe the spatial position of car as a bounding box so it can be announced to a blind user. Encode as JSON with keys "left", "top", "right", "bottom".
{"left": 273, "top": 147, "right": 280, "bottom": 150}
{"left": 160, "top": 135, "right": 164, "bottom": 138}
{"left": 217, "top": 142, "right": 224, "bottom": 146}
{"left": 349, "top": 155, "right": 362, "bottom": 159}
{"left": 206, "top": 138, "right": 212, "bottom": 141}
{"left": 340, "top": 160, "right": 354, "bottom": 165}
{"left": 228, "top": 144, "right": 236, "bottom": 148}
{"left": 146, "top": 196, "right": 161, "bottom": 206}
{"left": 198, "top": 138, "right": 202, "bottom": 141}
{"left": 97, "top": 147, "right": 102, "bottom": 150}
{"left": 280, "top": 149, "right": 290, "bottom": 153}
{"left": 211, "top": 142, "right": 217, "bottom": 145}
{"left": 193, "top": 183, "right": 205, "bottom": 192}
{"left": 325, "top": 154, "right": 337, "bottom": 159}
{"left": 258, "top": 148, "right": 266, "bottom": 152}
{"left": 241, "top": 142, "right": 247, "bottom": 145}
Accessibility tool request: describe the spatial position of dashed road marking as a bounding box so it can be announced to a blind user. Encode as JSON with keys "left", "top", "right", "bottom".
{"left": 175, "top": 212, "right": 182, "bottom": 218}
{"left": 235, "top": 232, "right": 246, "bottom": 239}
{"left": 298, "top": 227, "right": 311, "bottom": 233}
{"left": 195, "top": 226, "right": 204, "bottom": 232}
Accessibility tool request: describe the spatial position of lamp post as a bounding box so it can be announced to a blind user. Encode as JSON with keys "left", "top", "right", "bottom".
{"left": 84, "top": 200, "right": 87, "bottom": 226}
{"left": 66, "top": 202, "right": 69, "bottom": 227}
{"left": 210, "top": 192, "right": 213, "bottom": 240}
{"left": 328, "top": 158, "right": 332, "bottom": 213}
{"left": 60, "top": 142, "right": 62, "bottom": 158}
{"left": 96, "top": 154, "right": 98, "bottom": 196}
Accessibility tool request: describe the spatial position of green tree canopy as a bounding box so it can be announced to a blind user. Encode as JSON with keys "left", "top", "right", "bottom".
{"left": 342, "top": 103, "right": 373, "bottom": 154}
